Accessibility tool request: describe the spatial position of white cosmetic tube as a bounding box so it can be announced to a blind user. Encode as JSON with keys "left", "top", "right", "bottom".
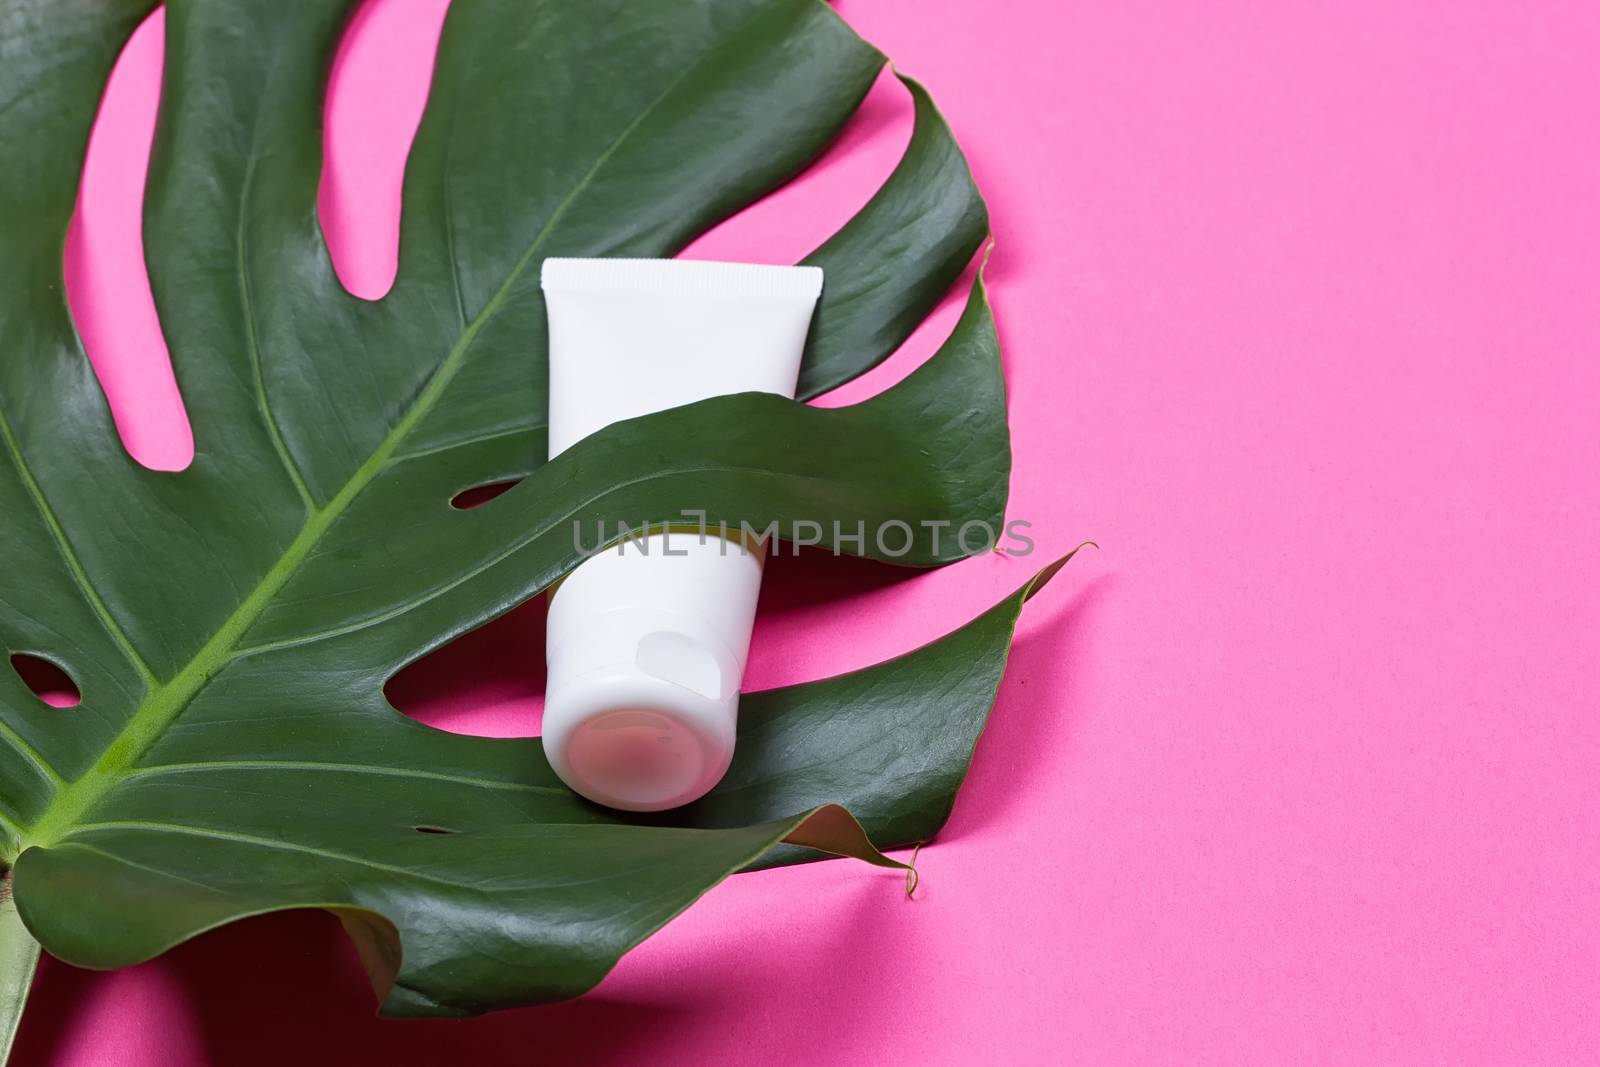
{"left": 539, "top": 258, "right": 823, "bottom": 811}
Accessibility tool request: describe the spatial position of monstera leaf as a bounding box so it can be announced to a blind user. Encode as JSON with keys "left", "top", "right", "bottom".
{"left": 0, "top": 0, "right": 1071, "bottom": 1048}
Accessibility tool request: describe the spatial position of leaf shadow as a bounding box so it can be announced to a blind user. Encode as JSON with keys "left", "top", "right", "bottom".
{"left": 937, "top": 571, "right": 1115, "bottom": 840}
{"left": 757, "top": 545, "right": 925, "bottom": 622}
{"left": 10, "top": 954, "right": 96, "bottom": 1067}
{"left": 523, "top": 874, "right": 918, "bottom": 1065}
{"left": 77, "top": 910, "right": 676, "bottom": 1066}
{"left": 15, "top": 873, "right": 913, "bottom": 1067}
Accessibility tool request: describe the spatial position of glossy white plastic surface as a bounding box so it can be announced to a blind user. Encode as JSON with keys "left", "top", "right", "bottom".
{"left": 539, "top": 258, "right": 823, "bottom": 811}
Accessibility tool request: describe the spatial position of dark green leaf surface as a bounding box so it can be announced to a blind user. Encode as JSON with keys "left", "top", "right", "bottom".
{"left": 0, "top": 0, "right": 1039, "bottom": 1017}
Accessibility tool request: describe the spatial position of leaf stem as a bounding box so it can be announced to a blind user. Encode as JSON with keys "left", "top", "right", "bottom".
{"left": 0, "top": 870, "right": 40, "bottom": 1066}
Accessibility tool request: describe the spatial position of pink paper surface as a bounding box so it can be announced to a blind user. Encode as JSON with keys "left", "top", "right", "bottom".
{"left": 18, "top": 1, "right": 1600, "bottom": 1063}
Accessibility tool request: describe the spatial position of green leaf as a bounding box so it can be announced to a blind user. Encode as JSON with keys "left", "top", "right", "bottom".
{"left": 0, "top": 0, "right": 1042, "bottom": 1020}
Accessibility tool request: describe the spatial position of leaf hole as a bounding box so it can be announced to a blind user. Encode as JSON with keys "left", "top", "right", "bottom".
{"left": 385, "top": 597, "right": 547, "bottom": 738}
{"left": 413, "top": 825, "right": 456, "bottom": 835}
{"left": 10, "top": 654, "right": 82, "bottom": 709}
{"left": 450, "top": 479, "right": 521, "bottom": 510}
{"left": 320, "top": 0, "right": 452, "bottom": 299}
{"left": 65, "top": 7, "right": 195, "bottom": 471}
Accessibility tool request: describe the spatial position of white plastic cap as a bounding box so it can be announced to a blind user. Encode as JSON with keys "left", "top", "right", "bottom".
{"left": 542, "top": 534, "right": 762, "bottom": 811}
{"left": 543, "top": 590, "right": 744, "bottom": 811}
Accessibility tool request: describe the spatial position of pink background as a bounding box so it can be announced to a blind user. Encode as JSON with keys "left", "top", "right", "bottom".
{"left": 16, "top": 1, "right": 1599, "bottom": 1063}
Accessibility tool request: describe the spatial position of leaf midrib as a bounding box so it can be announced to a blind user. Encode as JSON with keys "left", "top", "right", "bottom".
{"left": 19, "top": 64, "right": 707, "bottom": 851}
{"left": 13, "top": 2, "right": 795, "bottom": 858}
{"left": 22, "top": 292, "right": 486, "bottom": 847}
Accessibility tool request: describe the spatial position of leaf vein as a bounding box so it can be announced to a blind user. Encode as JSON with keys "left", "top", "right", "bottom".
{"left": 387, "top": 422, "right": 540, "bottom": 466}
{"left": 122, "top": 758, "right": 566, "bottom": 795}
{"left": 237, "top": 117, "right": 319, "bottom": 512}
{"left": 66, "top": 820, "right": 495, "bottom": 892}
{"left": 0, "top": 402, "right": 157, "bottom": 691}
